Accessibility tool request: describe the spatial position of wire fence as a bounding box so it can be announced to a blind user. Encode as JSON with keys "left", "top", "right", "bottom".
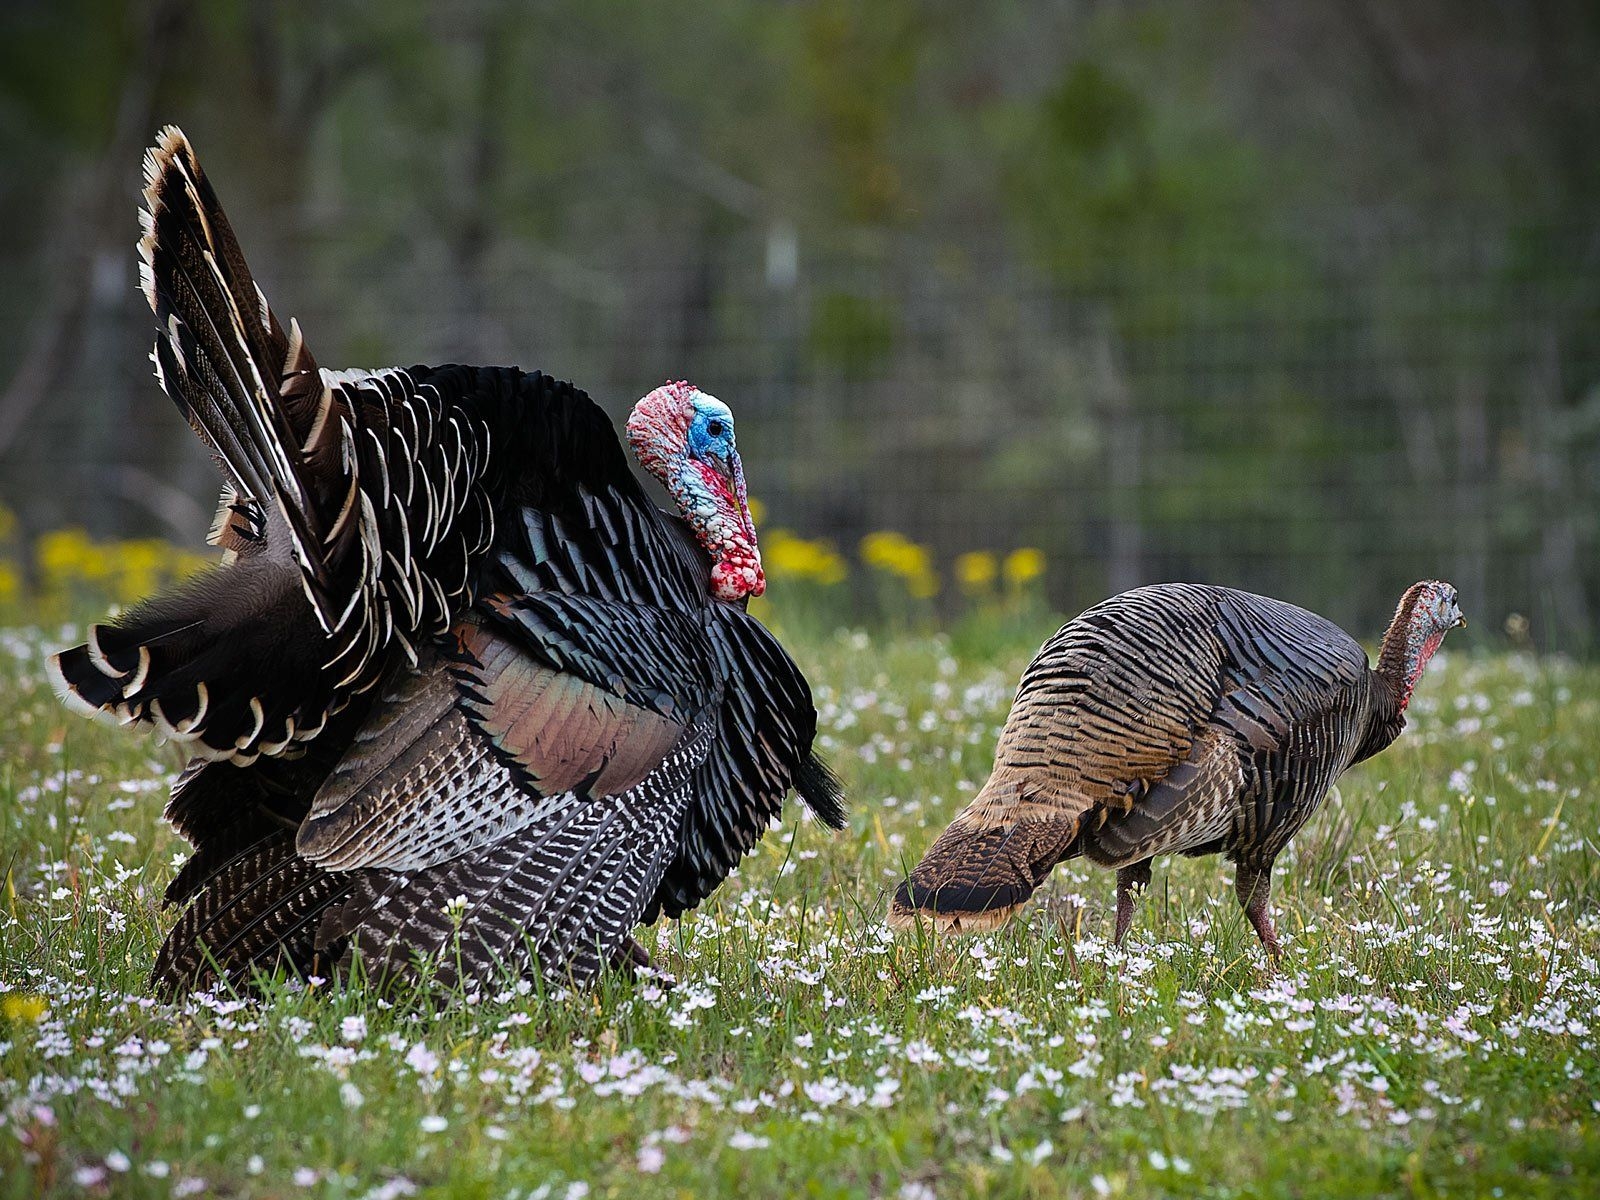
{"left": 3, "top": 213, "right": 1598, "bottom": 648}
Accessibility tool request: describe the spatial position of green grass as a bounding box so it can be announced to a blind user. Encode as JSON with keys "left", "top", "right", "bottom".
{"left": 2, "top": 617, "right": 1597, "bottom": 1198}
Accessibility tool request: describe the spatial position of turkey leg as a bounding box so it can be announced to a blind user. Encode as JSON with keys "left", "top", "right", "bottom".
{"left": 1234, "top": 861, "right": 1282, "bottom": 960}
{"left": 1113, "top": 859, "right": 1153, "bottom": 945}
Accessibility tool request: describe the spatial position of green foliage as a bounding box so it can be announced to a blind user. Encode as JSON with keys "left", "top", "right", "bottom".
{"left": 807, "top": 291, "right": 897, "bottom": 376}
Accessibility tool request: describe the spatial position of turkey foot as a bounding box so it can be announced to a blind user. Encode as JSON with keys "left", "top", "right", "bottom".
{"left": 612, "top": 936, "right": 676, "bottom": 990}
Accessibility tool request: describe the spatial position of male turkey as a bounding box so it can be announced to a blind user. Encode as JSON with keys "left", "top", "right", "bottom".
{"left": 889, "top": 581, "right": 1464, "bottom": 957}
{"left": 48, "top": 126, "right": 844, "bottom": 995}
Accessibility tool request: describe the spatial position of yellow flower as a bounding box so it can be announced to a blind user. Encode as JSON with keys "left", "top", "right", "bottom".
{"left": 36, "top": 527, "right": 97, "bottom": 586}
{"left": 954, "top": 551, "right": 997, "bottom": 593}
{"left": 764, "top": 529, "right": 847, "bottom": 586}
{"left": 746, "top": 496, "right": 766, "bottom": 527}
{"left": 0, "top": 562, "right": 18, "bottom": 604}
{"left": 33, "top": 527, "right": 214, "bottom": 606}
{"left": 860, "top": 531, "right": 939, "bottom": 599}
{"left": 1003, "top": 547, "right": 1046, "bottom": 588}
{"left": 2, "top": 994, "right": 46, "bottom": 1023}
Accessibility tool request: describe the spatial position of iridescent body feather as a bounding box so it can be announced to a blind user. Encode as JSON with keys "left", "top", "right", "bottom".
{"left": 49, "top": 127, "right": 844, "bottom": 996}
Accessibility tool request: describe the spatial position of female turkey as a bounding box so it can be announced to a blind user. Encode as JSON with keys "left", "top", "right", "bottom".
{"left": 48, "top": 126, "right": 843, "bottom": 995}
{"left": 889, "top": 581, "right": 1464, "bottom": 957}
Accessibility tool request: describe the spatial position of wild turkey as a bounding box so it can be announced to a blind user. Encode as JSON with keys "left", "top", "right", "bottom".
{"left": 47, "top": 126, "right": 844, "bottom": 995}
{"left": 889, "top": 581, "right": 1464, "bottom": 957}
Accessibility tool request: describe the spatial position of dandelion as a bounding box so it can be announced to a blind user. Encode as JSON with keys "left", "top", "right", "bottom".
{"left": 954, "top": 551, "right": 997, "bottom": 594}
{"left": 420, "top": 1115, "right": 448, "bottom": 1133}
{"left": 860, "top": 531, "right": 939, "bottom": 599}
{"left": 764, "top": 530, "right": 848, "bottom": 586}
{"left": 1002, "top": 547, "right": 1045, "bottom": 589}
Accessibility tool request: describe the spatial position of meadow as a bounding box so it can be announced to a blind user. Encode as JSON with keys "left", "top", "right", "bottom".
{"left": 2, "top": 585, "right": 1598, "bottom": 1197}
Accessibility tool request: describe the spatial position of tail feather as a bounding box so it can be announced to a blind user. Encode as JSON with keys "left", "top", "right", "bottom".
{"left": 47, "top": 559, "right": 327, "bottom": 762}
{"left": 54, "top": 127, "right": 507, "bottom": 763}
{"left": 139, "top": 127, "right": 321, "bottom": 508}
{"left": 50, "top": 126, "right": 359, "bottom": 762}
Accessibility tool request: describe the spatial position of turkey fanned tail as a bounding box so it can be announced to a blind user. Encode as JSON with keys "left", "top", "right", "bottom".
{"left": 47, "top": 125, "right": 506, "bottom": 764}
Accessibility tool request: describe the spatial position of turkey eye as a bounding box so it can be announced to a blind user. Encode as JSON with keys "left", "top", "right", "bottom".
{"left": 706, "top": 420, "right": 724, "bottom": 438}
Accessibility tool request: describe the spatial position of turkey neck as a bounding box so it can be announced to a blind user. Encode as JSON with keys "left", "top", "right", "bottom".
{"left": 1362, "top": 593, "right": 1425, "bottom": 758}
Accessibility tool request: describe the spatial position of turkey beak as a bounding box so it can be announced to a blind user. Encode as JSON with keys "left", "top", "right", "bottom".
{"left": 709, "top": 449, "right": 738, "bottom": 489}
{"left": 724, "top": 449, "right": 760, "bottom": 547}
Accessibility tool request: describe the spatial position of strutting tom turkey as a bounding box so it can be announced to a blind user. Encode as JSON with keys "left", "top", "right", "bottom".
{"left": 889, "top": 581, "right": 1464, "bottom": 957}
{"left": 48, "top": 127, "right": 845, "bottom": 995}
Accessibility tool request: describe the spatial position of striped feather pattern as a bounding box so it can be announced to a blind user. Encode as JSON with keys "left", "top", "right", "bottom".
{"left": 153, "top": 827, "right": 353, "bottom": 992}
{"left": 323, "top": 725, "right": 712, "bottom": 989}
{"left": 891, "top": 584, "right": 1384, "bottom": 942}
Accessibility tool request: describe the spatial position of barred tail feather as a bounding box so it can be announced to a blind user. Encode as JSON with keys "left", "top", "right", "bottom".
{"left": 49, "top": 126, "right": 380, "bottom": 761}
{"left": 46, "top": 560, "right": 329, "bottom": 762}
{"left": 139, "top": 126, "right": 333, "bottom": 509}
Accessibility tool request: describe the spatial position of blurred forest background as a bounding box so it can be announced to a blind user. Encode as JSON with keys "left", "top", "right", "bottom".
{"left": 1, "top": 0, "right": 1598, "bottom": 647}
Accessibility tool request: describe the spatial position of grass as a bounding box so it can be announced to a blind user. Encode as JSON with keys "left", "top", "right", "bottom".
{"left": 1, "top": 614, "right": 1597, "bottom": 1198}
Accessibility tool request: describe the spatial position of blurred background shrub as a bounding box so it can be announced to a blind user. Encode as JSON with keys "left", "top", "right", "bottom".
{"left": 1, "top": 1, "right": 1597, "bottom": 646}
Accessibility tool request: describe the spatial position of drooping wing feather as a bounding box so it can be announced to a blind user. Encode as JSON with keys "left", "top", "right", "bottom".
{"left": 152, "top": 826, "right": 354, "bottom": 994}
{"left": 291, "top": 656, "right": 541, "bottom": 874}
{"left": 319, "top": 724, "right": 713, "bottom": 990}
{"left": 452, "top": 615, "right": 688, "bottom": 799}
{"left": 294, "top": 598, "right": 709, "bottom": 876}
{"left": 644, "top": 603, "right": 845, "bottom": 922}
